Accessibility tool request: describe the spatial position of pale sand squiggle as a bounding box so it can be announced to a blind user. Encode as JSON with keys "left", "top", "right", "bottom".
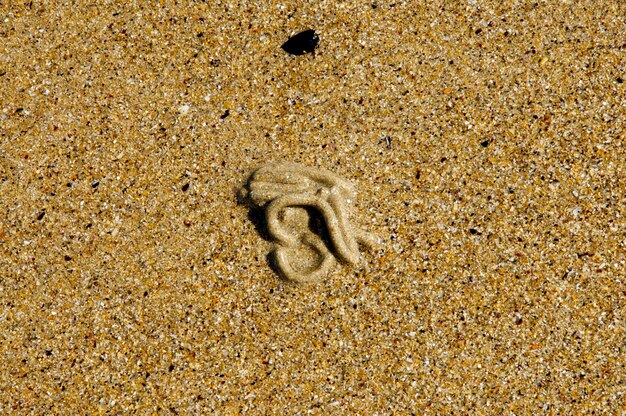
{"left": 241, "top": 162, "right": 378, "bottom": 283}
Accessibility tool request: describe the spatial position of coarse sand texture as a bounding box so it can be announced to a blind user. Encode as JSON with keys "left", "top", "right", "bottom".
{"left": 0, "top": 0, "right": 625, "bottom": 414}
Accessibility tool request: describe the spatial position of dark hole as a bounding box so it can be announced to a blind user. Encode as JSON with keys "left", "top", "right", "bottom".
{"left": 64, "top": 255, "right": 72, "bottom": 261}
{"left": 469, "top": 228, "right": 479, "bottom": 235}
{"left": 480, "top": 140, "right": 490, "bottom": 147}
{"left": 182, "top": 183, "right": 189, "bottom": 192}
{"left": 37, "top": 211, "right": 45, "bottom": 220}
{"left": 169, "top": 364, "right": 175, "bottom": 372}
{"left": 220, "top": 109, "right": 230, "bottom": 119}
{"left": 281, "top": 29, "right": 319, "bottom": 55}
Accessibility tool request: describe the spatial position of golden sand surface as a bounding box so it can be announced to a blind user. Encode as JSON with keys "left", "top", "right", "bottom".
{"left": 1, "top": 1, "right": 625, "bottom": 414}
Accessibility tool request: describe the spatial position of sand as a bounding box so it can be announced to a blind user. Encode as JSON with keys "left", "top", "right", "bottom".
{"left": 240, "top": 162, "right": 378, "bottom": 283}
{"left": 1, "top": 0, "right": 625, "bottom": 414}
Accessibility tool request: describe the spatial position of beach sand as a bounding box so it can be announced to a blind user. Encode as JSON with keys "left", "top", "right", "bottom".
{"left": 1, "top": 1, "right": 625, "bottom": 413}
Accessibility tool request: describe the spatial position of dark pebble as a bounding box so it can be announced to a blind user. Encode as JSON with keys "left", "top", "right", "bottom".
{"left": 281, "top": 29, "right": 319, "bottom": 55}
{"left": 37, "top": 211, "right": 45, "bottom": 220}
{"left": 220, "top": 109, "right": 230, "bottom": 119}
{"left": 182, "top": 183, "right": 189, "bottom": 192}
{"left": 480, "top": 140, "right": 490, "bottom": 147}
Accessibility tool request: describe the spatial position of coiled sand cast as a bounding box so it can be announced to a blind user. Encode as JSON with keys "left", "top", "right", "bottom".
{"left": 240, "top": 162, "right": 378, "bottom": 284}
